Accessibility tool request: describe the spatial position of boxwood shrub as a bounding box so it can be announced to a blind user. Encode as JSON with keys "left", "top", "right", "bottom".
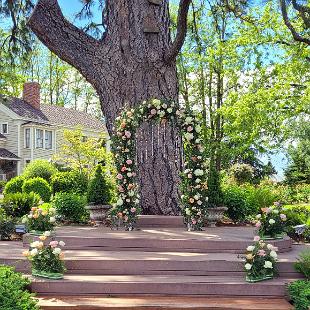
{"left": 22, "top": 159, "right": 57, "bottom": 182}
{"left": 0, "top": 208, "right": 15, "bottom": 240}
{"left": 22, "top": 177, "right": 52, "bottom": 202}
{"left": 288, "top": 280, "right": 310, "bottom": 310}
{"left": 0, "top": 265, "right": 39, "bottom": 310}
{"left": 3, "top": 176, "right": 24, "bottom": 195}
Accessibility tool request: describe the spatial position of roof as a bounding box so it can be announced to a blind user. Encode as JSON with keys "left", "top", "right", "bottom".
{"left": 0, "top": 148, "right": 20, "bottom": 160}
{"left": 1, "top": 96, "right": 105, "bottom": 132}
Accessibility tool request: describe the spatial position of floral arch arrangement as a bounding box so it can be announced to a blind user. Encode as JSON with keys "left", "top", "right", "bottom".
{"left": 110, "top": 99, "right": 208, "bottom": 231}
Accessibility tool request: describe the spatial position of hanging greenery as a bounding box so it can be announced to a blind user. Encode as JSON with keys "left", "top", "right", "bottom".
{"left": 110, "top": 99, "right": 208, "bottom": 231}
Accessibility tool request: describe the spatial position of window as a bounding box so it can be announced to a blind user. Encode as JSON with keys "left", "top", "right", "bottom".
{"left": 36, "top": 129, "right": 44, "bottom": 148}
{"left": 25, "top": 128, "right": 31, "bottom": 148}
{"left": 25, "top": 159, "right": 31, "bottom": 166}
{"left": 1, "top": 123, "right": 8, "bottom": 134}
{"left": 45, "top": 131, "right": 53, "bottom": 150}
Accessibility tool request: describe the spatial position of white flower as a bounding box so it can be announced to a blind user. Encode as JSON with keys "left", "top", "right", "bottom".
{"left": 270, "top": 251, "right": 277, "bottom": 259}
{"left": 185, "top": 117, "right": 193, "bottom": 124}
{"left": 247, "top": 246, "right": 255, "bottom": 252}
{"left": 273, "top": 209, "right": 279, "bottom": 214}
{"left": 52, "top": 247, "right": 62, "bottom": 255}
{"left": 116, "top": 198, "right": 124, "bottom": 206}
{"left": 256, "top": 214, "right": 261, "bottom": 219}
{"left": 128, "top": 191, "right": 135, "bottom": 197}
{"left": 28, "top": 214, "right": 33, "bottom": 219}
{"left": 194, "top": 169, "right": 204, "bottom": 176}
{"left": 185, "top": 208, "right": 191, "bottom": 216}
{"left": 30, "top": 248, "right": 38, "bottom": 256}
{"left": 167, "top": 108, "right": 173, "bottom": 113}
{"left": 269, "top": 219, "right": 275, "bottom": 225}
{"left": 49, "top": 208, "right": 56, "bottom": 214}
{"left": 127, "top": 172, "right": 133, "bottom": 177}
{"left": 245, "top": 263, "right": 252, "bottom": 270}
{"left": 195, "top": 178, "right": 201, "bottom": 183}
{"left": 267, "top": 244, "right": 274, "bottom": 250}
{"left": 49, "top": 217, "right": 56, "bottom": 223}
{"left": 194, "top": 195, "right": 200, "bottom": 200}
{"left": 264, "top": 261, "right": 273, "bottom": 268}
{"left": 195, "top": 125, "right": 202, "bottom": 133}
{"left": 22, "top": 217, "right": 28, "bottom": 223}
{"left": 197, "top": 200, "right": 202, "bottom": 205}
{"left": 184, "top": 133, "right": 194, "bottom": 140}
{"left": 59, "top": 241, "right": 66, "bottom": 247}
{"left": 44, "top": 231, "right": 51, "bottom": 237}
{"left": 184, "top": 169, "right": 190, "bottom": 174}
{"left": 195, "top": 138, "right": 202, "bottom": 143}
{"left": 30, "top": 241, "right": 41, "bottom": 248}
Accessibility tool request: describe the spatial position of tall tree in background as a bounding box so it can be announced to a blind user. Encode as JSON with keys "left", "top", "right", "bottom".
{"left": 25, "top": 0, "right": 192, "bottom": 215}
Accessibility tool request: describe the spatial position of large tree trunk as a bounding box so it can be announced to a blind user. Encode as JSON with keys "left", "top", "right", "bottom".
{"left": 96, "top": 1, "right": 181, "bottom": 215}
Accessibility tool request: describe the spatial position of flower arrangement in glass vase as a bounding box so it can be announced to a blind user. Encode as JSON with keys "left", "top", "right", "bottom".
{"left": 22, "top": 206, "right": 56, "bottom": 236}
{"left": 255, "top": 202, "right": 287, "bottom": 239}
{"left": 23, "top": 233, "right": 66, "bottom": 279}
{"left": 244, "top": 236, "right": 278, "bottom": 282}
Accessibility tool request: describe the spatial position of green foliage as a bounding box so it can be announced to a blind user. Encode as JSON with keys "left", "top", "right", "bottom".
{"left": 51, "top": 170, "right": 88, "bottom": 195}
{"left": 0, "top": 208, "right": 15, "bottom": 240}
{"left": 2, "top": 192, "right": 40, "bottom": 218}
{"left": 23, "top": 160, "right": 57, "bottom": 182}
{"left": 295, "top": 250, "right": 310, "bottom": 279}
{"left": 3, "top": 176, "right": 24, "bottom": 195}
{"left": 52, "top": 193, "right": 88, "bottom": 223}
{"left": 22, "top": 177, "right": 52, "bottom": 202}
{"left": 207, "top": 163, "right": 223, "bottom": 208}
{"left": 0, "top": 265, "right": 39, "bottom": 310}
{"left": 288, "top": 280, "right": 310, "bottom": 310}
{"left": 87, "top": 165, "right": 112, "bottom": 205}
{"left": 229, "top": 163, "right": 254, "bottom": 184}
{"left": 0, "top": 181, "right": 6, "bottom": 193}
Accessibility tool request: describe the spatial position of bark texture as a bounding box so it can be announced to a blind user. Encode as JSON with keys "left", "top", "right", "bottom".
{"left": 29, "top": 0, "right": 191, "bottom": 215}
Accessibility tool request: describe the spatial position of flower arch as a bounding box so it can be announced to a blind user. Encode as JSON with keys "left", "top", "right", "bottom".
{"left": 110, "top": 99, "right": 208, "bottom": 231}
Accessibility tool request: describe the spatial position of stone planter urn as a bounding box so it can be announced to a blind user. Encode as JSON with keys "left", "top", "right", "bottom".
{"left": 86, "top": 204, "right": 111, "bottom": 225}
{"left": 206, "top": 206, "right": 227, "bottom": 227}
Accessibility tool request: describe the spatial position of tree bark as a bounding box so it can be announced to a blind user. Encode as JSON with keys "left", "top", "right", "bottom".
{"left": 29, "top": 0, "right": 191, "bottom": 215}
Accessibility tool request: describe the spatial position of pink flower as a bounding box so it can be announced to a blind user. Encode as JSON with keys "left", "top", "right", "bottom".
{"left": 150, "top": 109, "right": 157, "bottom": 115}
{"left": 255, "top": 222, "right": 261, "bottom": 228}
{"left": 192, "top": 219, "right": 197, "bottom": 225}
{"left": 124, "top": 216, "right": 128, "bottom": 222}
{"left": 117, "top": 174, "right": 123, "bottom": 180}
{"left": 118, "top": 186, "right": 124, "bottom": 193}
{"left": 132, "top": 172, "right": 137, "bottom": 177}
{"left": 258, "top": 250, "right": 266, "bottom": 257}
{"left": 187, "top": 126, "right": 193, "bottom": 132}
{"left": 188, "top": 173, "right": 192, "bottom": 179}
{"left": 130, "top": 207, "right": 136, "bottom": 213}
{"left": 124, "top": 131, "right": 131, "bottom": 138}
{"left": 280, "top": 214, "right": 287, "bottom": 220}
{"left": 121, "top": 166, "right": 127, "bottom": 172}
{"left": 254, "top": 236, "right": 260, "bottom": 242}
{"left": 49, "top": 241, "right": 58, "bottom": 248}
{"left": 126, "top": 159, "right": 133, "bottom": 165}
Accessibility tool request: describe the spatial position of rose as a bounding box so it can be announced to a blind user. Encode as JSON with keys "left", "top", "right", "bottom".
{"left": 118, "top": 186, "right": 124, "bottom": 193}
{"left": 59, "top": 241, "right": 66, "bottom": 247}
{"left": 247, "top": 246, "right": 255, "bottom": 252}
{"left": 126, "top": 159, "right": 133, "bottom": 165}
{"left": 130, "top": 207, "right": 137, "bottom": 213}
{"left": 49, "top": 241, "right": 59, "bottom": 248}
{"left": 124, "top": 131, "right": 131, "bottom": 138}
{"left": 49, "top": 208, "right": 56, "bottom": 214}
{"left": 185, "top": 208, "right": 191, "bottom": 216}
{"left": 258, "top": 250, "right": 266, "bottom": 257}
{"left": 187, "top": 173, "right": 193, "bottom": 179}
{"left": 270, "top": 250, "right": 277, "bottom": 259}
{"left": 256, "top": 214, "right": 261, "bottom": 219}
{"left": 189, "top": 198, "right": 195, "bottom": 204}
{"left": 280, "top": 214, "right": 287, "bottom": 221}
{"left": 117, "top": 174, "right": 123, "bottom": 180}
{"left": 192, "top": 219, "right": 197, "bottom": 225}
{"left": 187, "top": 126, "right": 193, "bottom": 132}
{"left": 39, "top": 235, "right": 47, "bottom": 241}
{"left": 167, "top": 108, "right": 173, "bottom": 113}
{"left": 195, "top": 125, "right": 201, "bottom": 133}
{"left": 116, "top": 198, "right": 124, "bottom": 206}
{"left": 269, "top": 219, "right": 275, "bottom": 225}
{"left": 246, "top": 254, "right": 253, "bottom": 260}
{"left": 267, "top": 244, "right": 274, "bottom": 250}
{"left": 52, "top": 247, "right": 62, "bottom": 255}
{"left": 197, "top": 200, "right": 202, "bottom": 205}
{"left": 255, "top": 222, "right": 261, "bottom": 228}
{"left": 245, "top": 263, "right": 252, "bottom": 270}
{"left": 30, "top": 248, "right": 38, "bottom": 256}
{"left": 150, "top": 109, "right": 157, "bottom": 115}
{"left": 254, "top": 236, "right": 260, "bottom": 242}
{"left": 44, "top": 231, "right": 51, "bottom": 237}
{"left": 264, "top": 261, "right": 273, "bottom": 269}
{"left": 194, "top": 169, "right": 204, "bottom": 176}
{"left": 184, "top": 133, "right": 194, "bottom": 140}
{"left": 50, "top": 217, "right": 56, "bottom": 223}
{"left": 22, "top": 250, "right": 30, "bottom": 257}
{"left": 22, "top": 217, "right": 27, "bottom": 223}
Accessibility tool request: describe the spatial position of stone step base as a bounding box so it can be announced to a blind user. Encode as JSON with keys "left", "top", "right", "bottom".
{"left": 29, "top": 274, "right": 296, "bottom": 297}
{"left": 37, "top": 296, "right": 293, "bottom": 310}
{"left": 137, "top": 215, "right": 185, "bottom": 228}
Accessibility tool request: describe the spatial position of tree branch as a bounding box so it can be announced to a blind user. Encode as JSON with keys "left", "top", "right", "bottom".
{"left": 280, "top": 0, "right": 310, "bottom": 46}
{"left": 164, "top": 0, "right": 192, "bottom": 63}
{"left": 28, "top": 0, "right": 101, "bottom": 85}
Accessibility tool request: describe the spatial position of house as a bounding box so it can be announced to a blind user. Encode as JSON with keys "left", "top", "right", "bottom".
{"left": 0, "top": 82, "right": 107, "bottom": 181}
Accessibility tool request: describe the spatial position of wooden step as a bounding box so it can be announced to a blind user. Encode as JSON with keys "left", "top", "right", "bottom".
{"left": 37, "top": 296, "right": 293, "bottom": 309}
{"left": 137, "top": 215, "right": 185, "bottom": 228}
{"left": 29, "top": 274, "right": 296, "bottom": 297}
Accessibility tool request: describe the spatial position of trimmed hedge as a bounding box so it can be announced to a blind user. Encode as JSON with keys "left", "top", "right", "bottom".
{"left": 22, "top": 177, "right": 52, "bottom": 202}
{"left": 0, "top": 265, "right": 39, "bottom": 310}
{"left": 3, "top": 176, "right": 24, "bottom": 195}
{"left": 23, "top": 159, "right": 57, "bottom": 182}
{"left": 288, "top": 280, "right": 310, "bottom": 310}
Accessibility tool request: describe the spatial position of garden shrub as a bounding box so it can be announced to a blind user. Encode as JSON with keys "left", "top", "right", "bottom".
{"left": 52, "top": 192, "right": 88, "bottom": 223}
{"left": 0, "top": 265, "right": 39, "bottom": 310}
{"left": 3, "top": 176, "right": 24, "bottom": 195}
{"left": 288, "top": 280, "right": 310, "bottom": 310}
{"left": 87, "top": 165, "right": 112, "bottom": 205}
{"left": 0, "top": 180, "right": 6, "bottom": 193}
{"left": 0, "top": 208, "right": 15, "bottom": 240}
{"left": 229, "top": 163, "right": 254, "bottom": 184}
{"left": 51, "top": 170, "right": 88, "bottom": 195}
{"left": 295, "top": 249, "right": 310, "bottom": 279}
{"left": 22, "top": 159, "right": 57, "bottom": 182}
{"left": 2, "top": 192, "right": 40, "bottom": 218}
{"left": 22, "top": 177, "right": 52, "bottom": 202}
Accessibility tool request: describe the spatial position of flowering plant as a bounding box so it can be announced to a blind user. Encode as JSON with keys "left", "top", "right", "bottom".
{"left": 255, "top": 202, "right": 287, "bottom": 239}
{"left": 22, "top": 206, "right": 56, "bottom": 235}
{"left": 244, "top": 236, "right": 278, "bottom": 282}
{"left": 23, "top": 232, "right": 66, "bottom": 279}
{"left": 111, "top": 99, "right": 207, "bottom": 230}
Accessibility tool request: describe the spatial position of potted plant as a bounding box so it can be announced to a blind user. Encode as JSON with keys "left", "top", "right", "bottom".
{"left": 23, "top": 236, "right": 66, "bottom": 279}
{"left": 22, "top": 206, "right": 56, "bottom": 236}
{"left": 244, "top": 236, "right": 278, "bottom": 282}
{"left": 86, "top": 165, "right": 113, "bottom": 224}
{"left": 255, "top": 202, "right": 287, "bottom": 239}
{"left": 205, "top": 163, "right": 227, "bottom": 227}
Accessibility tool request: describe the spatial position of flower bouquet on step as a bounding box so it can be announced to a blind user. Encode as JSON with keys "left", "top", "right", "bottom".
{"left": 23, "top": 235, "right": 66, "bottom": 279}
{"left": 22, "top": 207, "right": 56, "bottom": 236}
{"left": 255, "top": 202, "right": 287, "bottom": 240}
{"left": 244, "top": 236, "right": 278, "bottom": 282}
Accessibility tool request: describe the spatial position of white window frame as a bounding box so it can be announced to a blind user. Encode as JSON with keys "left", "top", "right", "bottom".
{"left": 35, "top": 128, "right": 44, "bottom": 149}
{"left": 24, "top": 128, "right": 31, "bottom": 149}
{"left": 45, "top": 130, "right": 53, "bottom": 150}
{"left": 1, "top": 123, "right": 8, "bottom": 134}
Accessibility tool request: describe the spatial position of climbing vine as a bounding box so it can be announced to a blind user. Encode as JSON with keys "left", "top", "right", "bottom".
{"left": 110, "top": 99, "right": 208, "bottom": 230}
